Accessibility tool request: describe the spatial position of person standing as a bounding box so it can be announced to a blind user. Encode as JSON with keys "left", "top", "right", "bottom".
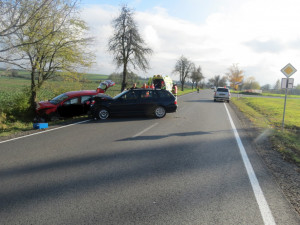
{"left": 172, "top": 84, "right": 178, "bottom": 97}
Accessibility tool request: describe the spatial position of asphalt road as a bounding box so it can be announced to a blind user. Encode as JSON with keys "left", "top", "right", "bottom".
{"left": 0, "top": 90, "right": 299, "bottom": 225}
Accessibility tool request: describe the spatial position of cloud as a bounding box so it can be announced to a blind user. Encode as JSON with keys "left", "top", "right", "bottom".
{"left": 81, "top": 1, "right": 300, "bottom": 85}
{"left": 244, "top": 39, "right": 284, "bottom": 53}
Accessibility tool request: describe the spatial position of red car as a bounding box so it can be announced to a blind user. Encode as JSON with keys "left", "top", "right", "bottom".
{"left": 36, "top": 80, "right": 116, "bottom": 121}
{"left": 36, "top": 90, "right": 98, "bottom": 121}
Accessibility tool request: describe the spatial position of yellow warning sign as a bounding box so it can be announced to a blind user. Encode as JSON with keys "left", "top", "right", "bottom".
{"left": 281, "top": 63, "right": 297, "bottom": 77}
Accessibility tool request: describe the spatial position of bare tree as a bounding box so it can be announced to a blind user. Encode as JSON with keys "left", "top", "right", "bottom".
{"left": 11, "top": 0, "right": 94, "bottom": 113}
{"left": 173, "top": 56, "right": 194, "bottom": 91}
{"left": 108, "top": 5, "right": 153, "bottom": 91}
{"left": 208, "top": 75, "right": 227, "bottom": 87}
{"left": 191, "top": 65, "right": 204, "bottom": 89}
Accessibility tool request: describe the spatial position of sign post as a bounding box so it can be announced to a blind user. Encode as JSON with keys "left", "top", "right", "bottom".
{"left": 280, "top": 63, "right": 297, "bottom": 129}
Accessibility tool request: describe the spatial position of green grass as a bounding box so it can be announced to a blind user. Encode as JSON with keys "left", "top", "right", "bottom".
{"left": 233, "top": 97, "right": 300, "bottom": 128}
{"left": 232, "top": 97, "right": 300, "bottom": 165}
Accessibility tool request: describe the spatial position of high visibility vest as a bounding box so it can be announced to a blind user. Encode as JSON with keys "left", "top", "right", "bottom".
{"left": 172, "top": 86, "right": 177, "bottom": 95}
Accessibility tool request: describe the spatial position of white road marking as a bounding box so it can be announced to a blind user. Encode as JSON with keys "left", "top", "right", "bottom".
{"left": 132, "top": 123, "right": 159, "bottom": 138}
{"left": 0, "top": 120, "right": 91, "bottom": 144}
{"left": 224, "top": 103, "right": 276, "bottom": 225}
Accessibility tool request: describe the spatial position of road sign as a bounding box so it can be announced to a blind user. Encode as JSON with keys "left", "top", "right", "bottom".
{"left": 281, "top": 78, "right": 294, "bottom": 89}
{"left": 281, "top": 63, "right": 297, "bottom": 77}
{"left": 281, "top": 63, "right": 297, "bottom": 129}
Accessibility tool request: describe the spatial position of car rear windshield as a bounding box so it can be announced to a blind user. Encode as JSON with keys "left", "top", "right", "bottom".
{"left": 157, "top": 90, "right": 172, "bottom": 98}
{"left": 217, "top": 88, "right": 229, "bottom": 92}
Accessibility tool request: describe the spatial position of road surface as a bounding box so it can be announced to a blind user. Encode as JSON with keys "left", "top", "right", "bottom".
{"left": 0, "top": 90, "right": 299, "bottom": 224}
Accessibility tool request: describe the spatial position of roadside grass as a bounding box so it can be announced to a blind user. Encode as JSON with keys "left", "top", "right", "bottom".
{"left": 231, "top": 90, "right": 300, "bottom": 98}
{"left": 232, "top": 97, "right": 300, "bottom": 165}
{"left": 178, "top": 88, "right": 197, "bottom": 95}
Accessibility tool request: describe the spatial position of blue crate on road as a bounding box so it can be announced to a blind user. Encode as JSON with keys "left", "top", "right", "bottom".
{"left": 33, "top": 123, "right": 48, "bottom": 129}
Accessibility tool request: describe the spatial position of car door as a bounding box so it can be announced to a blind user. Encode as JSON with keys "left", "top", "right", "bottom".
{"left": 139, "top": 90, "right": 158, "bottom": 114}
{"left": 58, "top": 97, "right": 83, "bottom": 117}
{"left": 81, "top": 95, "right": 94, "bottom": 114}
{"left": 109, "top": 90, "right": 140, "bottom": 115}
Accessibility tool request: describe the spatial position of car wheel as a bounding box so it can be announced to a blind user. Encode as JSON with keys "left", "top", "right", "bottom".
{"left": 98, "top": 108, "right": 109, "bottom": 120}
{"left": 154, "top": 106, "right": 166, "bottom": 118}
{"left": 227, "top": 100, "right": 230, "bottom": 103}
{"left": 214, "top": 99, "right": 216, "bottom": 102}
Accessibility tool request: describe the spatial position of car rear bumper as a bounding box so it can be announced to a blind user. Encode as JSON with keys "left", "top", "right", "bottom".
{"left": 214, "top": 97, "right": 230, "bottom": 101}
{"left": 166, "top": 105, "right": 177, "bottom": 113}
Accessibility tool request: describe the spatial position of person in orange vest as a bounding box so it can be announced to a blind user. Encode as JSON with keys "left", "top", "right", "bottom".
{"left": 141, "top": 83, "right": 148, "bottom": 88}
{"left": 172, "top": 84, "right": 178, "bottom": 97}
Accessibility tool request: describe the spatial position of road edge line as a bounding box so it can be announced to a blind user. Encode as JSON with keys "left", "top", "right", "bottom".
{"left": 224, "top": 103, "right": 276, "bottom": 225}
{"left": 0, "top": 120, "right": 91, "bottom": 144}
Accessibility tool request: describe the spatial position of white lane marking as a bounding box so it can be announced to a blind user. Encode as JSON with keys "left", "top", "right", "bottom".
{"left": 132, "top": 123, "right": 158, "bottom": 138}
{"left": 0, "top": 120, "right": 91, "bottom": 144}
{"left": 224, "top": 103, "right": 276, "bottom": 225}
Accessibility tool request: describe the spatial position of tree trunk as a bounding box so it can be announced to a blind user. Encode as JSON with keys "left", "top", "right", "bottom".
{"left": 29, "top": 70, "right": 37, "bottom": 116}
{"left": 121, "top": 63, "right": 127, "bottom": 91}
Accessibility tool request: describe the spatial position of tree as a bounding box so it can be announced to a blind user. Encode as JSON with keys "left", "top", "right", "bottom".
{"left": 243, "top": 76, "right": 260, "bottom": 90}
{"left": 261, "top": 84, "right": 271, "bottom": 91}
{"left": 108, "top": 5, "right": 153, "bottom": 91}
{"left": 273, "top": 79, "right": 281, "bottom": 90}
{"left": 108, "top": 71, "right": 140, "bottom": 87}
{"left": 0, "top": 0, "right": 56, "bottom": 64}
{"left": 226, "top": 64, "right": 244, "bottom": 90}
{"left": 12, "top": 0, "right": 94, "bottom": 113}
{"left": 208, "top": 75, "right": 227, "bottom": 87}
{"left": 173, "top": 56, "right": 194, "bottom": 91}
{"left": 191, "top": 66, "right": 204, "bottom": 89}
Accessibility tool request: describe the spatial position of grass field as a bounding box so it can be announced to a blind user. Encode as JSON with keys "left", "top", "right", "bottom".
{"left": 232, "top": 97, "right": 300, "bottom": 165}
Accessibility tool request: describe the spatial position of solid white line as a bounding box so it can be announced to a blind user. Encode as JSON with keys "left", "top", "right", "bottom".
{"left": 132, "top": 123, "right": 159, "bottom": 138}
{"left": 224, "top": 103, "right": 276, "bottom": 225}
{"left": 0, "top": 120, "right": 91, "bottom": 144}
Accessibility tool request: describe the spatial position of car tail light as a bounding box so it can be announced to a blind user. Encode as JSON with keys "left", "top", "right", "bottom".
{"left": 90, "top": 100, "right": 96, "bottom": 105}
{"left": 174, "top": 100, "right": 177, "bottom": 105}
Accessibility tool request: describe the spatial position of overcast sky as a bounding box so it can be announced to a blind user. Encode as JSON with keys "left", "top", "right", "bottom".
{"left": 80, "top": 0, "right": 300, "bottom": 86}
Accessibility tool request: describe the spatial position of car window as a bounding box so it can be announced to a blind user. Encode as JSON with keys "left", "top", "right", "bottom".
{"left": 140, "top": 90, "right": 156, "bottom": 99}
{"left": 217, "top": 88, "right": 229, "bottom": 92}
{"left": 49, "top": 93, "right": 69, "bottom": 104}
{"left": 122, "top": 91, "right": 138, "bottom": 100}
{"left": 157, "top": 90, "right": 172, "bottom": 98}
{"left": 113, "top": 90, "right": 128, "bottom": 99}
{"left": 63, "top": 98, "right": 79, "bottom": 105}
{"left": 81, "top": 95, "right": 92, "bottom": 103}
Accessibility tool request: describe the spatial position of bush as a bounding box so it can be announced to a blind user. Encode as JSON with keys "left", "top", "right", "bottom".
{"left": 0, "top": 111, "right": 8, "bottom": 131}
{"left": 1, "top": 88, "right": 32, "bottom": 121}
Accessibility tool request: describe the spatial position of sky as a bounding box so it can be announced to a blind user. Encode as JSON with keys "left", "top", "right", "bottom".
{"left": 80, "top": 0, "right": 300, "bottom": 86}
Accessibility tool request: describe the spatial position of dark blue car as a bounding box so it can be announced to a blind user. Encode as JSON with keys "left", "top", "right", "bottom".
{"left": 90, "top": 89, "right": 177, "bottom": 120}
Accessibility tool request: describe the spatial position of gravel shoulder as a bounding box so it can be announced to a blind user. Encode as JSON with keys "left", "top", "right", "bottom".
{"left": 230, "top": 102, "right": 300, "bottom": 216}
